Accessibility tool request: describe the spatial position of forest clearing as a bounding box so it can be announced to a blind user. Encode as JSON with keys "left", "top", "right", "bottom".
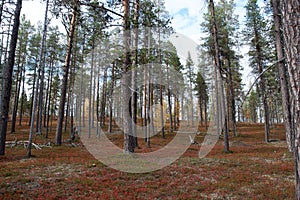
{"left": 1, "top": 0, "right": 300, "bottom": 199}
{"left": 0, "top": 121, "right": 295, "bottom": 199}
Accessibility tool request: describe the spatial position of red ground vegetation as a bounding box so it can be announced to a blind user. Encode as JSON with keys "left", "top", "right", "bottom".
{"left": 0, "top": 122, "right": 295, "bottom": 199}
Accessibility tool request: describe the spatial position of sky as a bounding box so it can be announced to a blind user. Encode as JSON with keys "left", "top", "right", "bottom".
{"left": 21, "top": 0, "right": 264, "bottom": 91}
{"left": 164, "top": 0, "right": 265, "bottom": 90}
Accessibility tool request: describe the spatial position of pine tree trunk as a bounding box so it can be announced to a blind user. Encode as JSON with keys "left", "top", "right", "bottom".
{"left": 280, "top": 0, "right": 300, "bottom": 198}
{"left": 253, "top": 22, "right": 270, "bottom": 142}
{"left": 143, "top": 58, "right": 148, "bottom": 142}
{"left": 11, "top": 48, "right": 22, "bottom": 133}
{"left": 100, "top": 66, "right": 107, "bottom": 127}
{"left": 55, "top": 1, "right": 78, "bottom": 145}
{"left": 209, "top": 0, "right": 229, "bottom": 153}
{"left": 157, "top": 5, "right": 165, "bottom": 138}
{"left": 199, "top": 99, "right": 203, "bottom": 126}
{"left": 227, "top": 58, "right": 236, "bottom": 137}
{"left": 78, "top": 34, "right": 86, "bottom": 132}
{"left": 272, "top": 0, "right": 294, "bottom": 152}
{"left": 96, "top": 62, "right": 100, "bottom": 136}
{"left": 19, "top": 60, "right": 26, "bottom": 126}
{"left": 44, "top": 60, "right": 53, "bottom": 129}
{"left": 45, "top": 61, "right": 54, "bottom": 138}
{"left": 131, "top": 0, "right": 139, "bottom": 147}
{"left": 166, "top": 66, "right": 173, "bottom": 132}
{"left": 204, "top": 99, "right": 208, "bottom": 130}
{"left": 122, "top": 0, "right": 134, "bottom": 153}
{"left": 159, "top": 65, "right": 165, "bottom": 138}
{"left": 147, "top": 67, "right": 152, "bottom": 147}
{"left": 108, "top": 62, "right": 115, "bottom": 133}
{"left": 0, "top": 0, "right": 22, "bottom": 155}
{"left": 28, "top": 63, "right": 37, "bottom": 126}
{"left": 0, "top": 16, "right": 12, "bottom": 114}
{"left": 37, "top": 0, "right": 49, "bottom": 135}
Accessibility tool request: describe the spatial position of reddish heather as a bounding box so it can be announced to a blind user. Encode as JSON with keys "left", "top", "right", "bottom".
{"left": 0, "top": 122, "right": 294, "bottom": 199}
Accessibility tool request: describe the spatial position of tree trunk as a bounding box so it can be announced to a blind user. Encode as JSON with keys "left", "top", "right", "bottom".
{"left": 88, "top": 45, "right": 94, "bottom": 137}
{"left": 37, "top": 0, "right": 49, "bottom": 135}
{"left": 280, "top": 0, "right": 300, "bottom": 198}
{"left": 0, "top": 0, "right": 22, "bottom": 155}
{"left": 209, "top": 0, "right": 229, "bottom": 153}
{"left": 55, "top": 1, "right": 78, "bottom": 145}
{"left": 147, "top": 68, "right": 152, "bottom": 147}
{"left": 108, "top": 62, "right": 115, "bottom": 133}
{"left": 11, "top": 47, "right": 22, "bottom": 133}
{"left": 28, "top": 63, "right": 37, "bottom": 126}
{"left": 0, "top": 16, "right": 12, "bottom": 118}
{"left": 157, "top": 5, "right": 165, "bottom": 138}
{"left": 143, "top": 59, "right": 148, "bottom": 142}
{"left": 131, "top": 0, "right": 139, "bottom": 148}
{"left": 227, "top": 57, "right": 236, "bottom": 137}
{"left": 272, "top": 0, "right": 294, "bottom": 152}
{"left": 166, "top": 66, "right": 173, "bottom": 132}
{"left": 96, "top": 60, "right": 100, "bottom": 136}
{"left": 198, "top": 99, "right": 203, "bottom": 126}
{"left": 64, "top": 92, "right": 70, "bottom": 133}
{"left": 44, "top": 60, "right": 53, "bottom": 129}
{"left": 251, "top": 19, "right": 270, "bottom": 142}
{"left": 45, "top": 61, "right": 54, "bottom": 138}
{"left": 122, "top": 0, "right": 134, "bottom": 153}
{"left": 19, "top": 58, "right": 26, "bottom": 126}
{"left": 204, "top": 99, "right": 208, "bottom": 130}
{"left": 100, "top": 66, "right": 107, "bottom": 127}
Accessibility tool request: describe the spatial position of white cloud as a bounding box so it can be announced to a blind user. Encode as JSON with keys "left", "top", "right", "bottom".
{"left": 165, "top": 0, "right": 207, "bottom": 43}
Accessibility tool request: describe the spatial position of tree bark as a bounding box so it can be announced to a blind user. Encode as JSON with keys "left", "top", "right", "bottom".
{"left": 131, "top": 0, "right": 139, "bottom": 148}
{"left": 45, "top": 61, "right": 54, "bottom": 138}
{"left": 88, "top": 44, "right": 94, "bottom": 137}
{"left": 122, "top": 0, "right": 134, "bottom": 153}
{"left": 37, "top": 0, "right": 49, "bottom": 135}
{"left": 280, "top": 0, "right": 300, "bottom": 198}
{"left": 100, "top": 66, "right": 107, "bottom": 127}
{"left": 272, "top": 0, "right": 294, "bottom": 152}
{"left": 19, "top": 57, "right": 26, "bottom": 126}
{"left": 108, "top": 62, "right": 115, "bottom": 133}
{"left": 209, "top": 0, "right": 229, "bottom": 153}
{"left": 0, "top": 0, "right": 22, "bottom": 155}
{"left": 166, "top": 66, "right": 173, "bottom": 132}
{"left": 11, "top": 46, "right": 22, "bottom": 133}
{"left": 55, "top": 1, "right": 78, "bottom": 145}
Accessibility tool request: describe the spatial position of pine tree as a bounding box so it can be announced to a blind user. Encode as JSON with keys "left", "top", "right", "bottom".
{"left": 122, "top": 0, "right": 135, "bottom": 153}
{"left": 270, "top": 0, "right": 293, "bottom": 151}
{"left": 55, "top": 0, "right": 79, "bottom": 145}
{"left": 11, "top": 15, "right": 33, "bottom": 133}
{"left": 0, "top": 0, "right": 22, "bottom": 155}
{"left": 194, "top": 71, "right": 208, "bottom": 128}
{"left": 244, "top": 0, "right": 270, "bottom": 142}
{"left": 185, "top": 51, "right": 195, "bottom": 127}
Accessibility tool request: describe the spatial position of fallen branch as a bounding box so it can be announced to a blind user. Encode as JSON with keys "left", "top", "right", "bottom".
{"left": 5, "top": 140, "right": 52, "bottom": 150}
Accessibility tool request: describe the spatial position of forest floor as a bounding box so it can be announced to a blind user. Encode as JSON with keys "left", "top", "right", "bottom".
{"left": 0, "top": 122, "right": 295, "bottom": 199}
